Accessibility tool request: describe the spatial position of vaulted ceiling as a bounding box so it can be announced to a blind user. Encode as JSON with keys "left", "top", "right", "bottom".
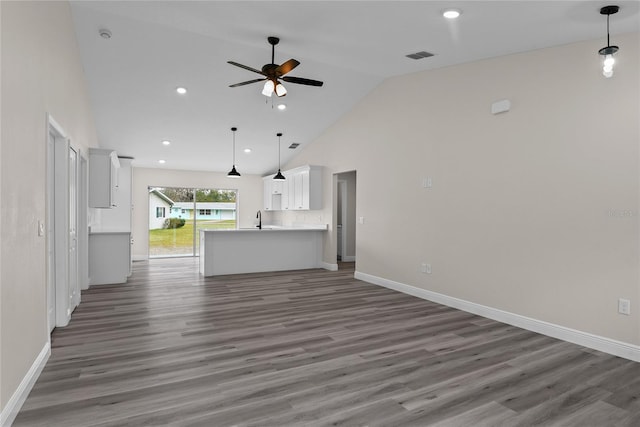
{"left": 70, "top": 1, "right": 640, "bottom": 175}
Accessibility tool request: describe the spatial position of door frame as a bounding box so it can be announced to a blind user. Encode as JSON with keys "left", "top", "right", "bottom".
{"left": 47, "top": 114, "right": 81, "bottom": 330}
{"left": 337, "top": 180, "right": 348, "bottom": 261}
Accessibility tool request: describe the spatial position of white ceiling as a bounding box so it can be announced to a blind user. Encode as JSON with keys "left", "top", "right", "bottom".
{"left": 70, "top": 1, "right": 639, "bottom": 176}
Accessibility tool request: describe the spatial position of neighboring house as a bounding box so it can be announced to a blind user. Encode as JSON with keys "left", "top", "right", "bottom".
{"left": 148, "top": 189, "right": 174, "bottom": 229}
{"left": 170, "top": 202, "right": 236, "bottom": 220}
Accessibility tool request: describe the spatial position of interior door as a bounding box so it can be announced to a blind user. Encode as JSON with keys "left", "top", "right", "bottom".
{"left": 47, "top": 131, "right": 56, "bottom": 332}
{"left": 68, "top": 146, "right": 79, "bottom": 310}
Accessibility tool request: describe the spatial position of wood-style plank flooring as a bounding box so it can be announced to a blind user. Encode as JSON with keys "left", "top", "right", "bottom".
{"left": 14, "top": 258, "right": 640, "bottom": 426}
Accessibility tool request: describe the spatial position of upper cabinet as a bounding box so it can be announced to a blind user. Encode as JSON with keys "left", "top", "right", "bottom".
{"left": 263, "top": 165, "right": 322, "bottom": 211}
{"left": 89, "top": 148, "right": 120, "bottom": 208}
{"left": 98, "top": 157, "right": 133, "bottom": 231}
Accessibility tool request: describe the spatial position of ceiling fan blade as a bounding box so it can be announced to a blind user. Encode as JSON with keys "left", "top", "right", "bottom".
{"left": 227, "top": 61, "right": 265, "bottom": 76}
{"left": 275, "top": 59, "right": 300, "bottom": 76}
{"left": 229, "top": 78, "right": 265, "bottom": 88}
{"left": 282, "top": 76, "right": 324, "bottom": 87}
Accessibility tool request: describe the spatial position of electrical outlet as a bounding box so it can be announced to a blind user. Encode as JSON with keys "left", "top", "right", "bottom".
{"left": 618, "top": 298, "right": 631, "bottom": 315}
{"left": 358, "top": 216, "right": 365, "bottom": 224}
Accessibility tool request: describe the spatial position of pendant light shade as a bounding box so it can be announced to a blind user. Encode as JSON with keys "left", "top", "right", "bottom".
{"left": 598, "top": 5, "right": 620, "bottom": 79}
{"left": 227, "top": 127, "right": 241, "bottom": 178}
{"left": 273, "top": 132, "right": 286, "bottom": 181}
{"left": 275, "top": 82, "right": 287, "bottom": 97}
{"left": 262, "top": 80, "right": 275, "bottom": 97}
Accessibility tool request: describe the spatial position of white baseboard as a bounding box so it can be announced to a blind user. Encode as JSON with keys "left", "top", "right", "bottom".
{"left": 321, "top": 262, "right": 338, "bottom": 271}
{"left": 0, "top": 341, "right": 50, "bottom": 427}
{"left": 341, "top": 256, "right": 356, "bottom": 262}
{"left": 354, "top": 271, "right": 640, "bottom": 363}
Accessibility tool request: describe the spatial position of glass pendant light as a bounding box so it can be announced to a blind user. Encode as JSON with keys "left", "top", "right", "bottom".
{"left": 227, "top": 127, "right": 241, "bottom": 178}
{"left": 598, "top": 5, "right": 620, "bottom": 79}
{"left": 273, "top": 132, "right": 286, "bottom": 181}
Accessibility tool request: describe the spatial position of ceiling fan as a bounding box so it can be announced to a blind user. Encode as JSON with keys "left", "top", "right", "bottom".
{"left": 228, "top": 36, "right": 323, "bottom": 97}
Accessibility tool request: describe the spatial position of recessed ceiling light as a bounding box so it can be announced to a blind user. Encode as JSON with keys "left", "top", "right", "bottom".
{"left": 176, "top": 87, "right": 187, "bottom": 95}
{"left": 161, "top": 140, "right": 171, "bottom": 146}
{"left": 158, "top": 160, "right": 166, "bottom": 164}
{"left": 277, "top": 104, "right": 286, "bottom": 111}
{"left": 443, "top": 9, "right": 461, "bottom": 19}
{"left": 243, "top": 148, "right": 252, "bottom": 153}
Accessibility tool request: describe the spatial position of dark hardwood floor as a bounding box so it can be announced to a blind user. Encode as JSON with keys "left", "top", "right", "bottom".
{"left": 14, "top": 258, "right": 640, "bottom": 426}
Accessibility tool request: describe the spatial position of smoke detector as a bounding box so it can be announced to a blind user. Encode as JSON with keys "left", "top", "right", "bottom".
{"left": 99, "top": 28, "right": 112, "bottom": 39}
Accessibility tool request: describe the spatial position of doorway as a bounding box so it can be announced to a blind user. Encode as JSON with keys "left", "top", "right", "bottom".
{"left": 335, "top": 171, "right": 357, "bottom": 266}
{"left": 47, "top": 115, "right": 81, "bottom": 331}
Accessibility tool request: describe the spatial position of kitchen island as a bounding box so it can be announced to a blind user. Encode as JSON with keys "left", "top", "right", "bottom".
{"left": 199, "top": 225, "right": 327, "bottom": 276}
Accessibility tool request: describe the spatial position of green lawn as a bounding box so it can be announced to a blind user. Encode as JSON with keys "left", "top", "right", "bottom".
{"left": 149, "top": 219, "right": 236, "bottom": 256}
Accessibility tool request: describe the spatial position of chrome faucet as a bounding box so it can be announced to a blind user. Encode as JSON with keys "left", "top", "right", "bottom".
{"left": 256, "top": 210, "right": 262, "bottom": 229}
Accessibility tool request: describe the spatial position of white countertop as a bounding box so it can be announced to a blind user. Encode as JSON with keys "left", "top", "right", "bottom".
{"left": 89, "top": 230, "right": 131, "bottom": 235}
{"left": 200, "top": 224, "right": 327, "bottom": 233}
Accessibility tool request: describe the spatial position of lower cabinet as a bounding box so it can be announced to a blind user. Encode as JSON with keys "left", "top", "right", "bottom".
{"left": 89, "top": 232, "right": 131, "bottom": 285}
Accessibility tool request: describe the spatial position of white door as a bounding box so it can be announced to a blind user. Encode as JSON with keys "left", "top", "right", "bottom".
{"left": 47, "top": 131, "right": 56, "bottom": 332}
{"left": 69, "top": 147, "right": 79, "bottom": 310}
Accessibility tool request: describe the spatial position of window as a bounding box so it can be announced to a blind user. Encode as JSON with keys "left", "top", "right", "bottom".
{"left": 148, "top": 187, "right": 237, "bottom": 258}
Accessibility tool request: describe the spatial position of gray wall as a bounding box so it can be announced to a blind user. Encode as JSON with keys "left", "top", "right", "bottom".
{"left": 1, "top": 0, "right": 99, "bottom": 412}
{"left": 284, "top": 34, "right": 640, "bottom": 346}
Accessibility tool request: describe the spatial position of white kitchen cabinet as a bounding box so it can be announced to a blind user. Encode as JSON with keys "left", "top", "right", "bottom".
{"left": 263, "top": 176, "right": 274, "bottom": 210}
{"left": 98, "top": 157, "right": 132, "bottom": 231}
{"left": 263, "top": 175, "right": 286, "bottom": 211}
{"left": 89, "top": 148, "right": 120, "bottom": 208}
{"left": 289, "top": 165, "right": 322, "bottom": 210}
{"left": 262, "top": 165, "right": 322, "bottom": 211}
{"left": 89, "top": 232, "right": 131, "bottom": 284}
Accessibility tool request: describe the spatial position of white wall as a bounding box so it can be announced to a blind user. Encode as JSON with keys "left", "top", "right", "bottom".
{"left": 132, "top": 168, "right": 263, "bottom": 260}
{"left": 285, "top": 34, "right": 640, "bottom": 346}
{"left": 1, "top": 0, "right": 99, "bottom": 416}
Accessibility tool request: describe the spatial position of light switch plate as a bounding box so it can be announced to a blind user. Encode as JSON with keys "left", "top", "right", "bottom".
{"left": 38, "top": 220, "right": 45, "bottom": 237}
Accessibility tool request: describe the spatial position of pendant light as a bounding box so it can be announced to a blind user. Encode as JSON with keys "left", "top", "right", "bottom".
{"left": 227, "top": 127, "right": 241, "bottom": 178}
{"left": 273, "top": 132, "right": 286, "bottom": 181}
{"left": 598, "top": 5, "right": 619, "bottom": 79}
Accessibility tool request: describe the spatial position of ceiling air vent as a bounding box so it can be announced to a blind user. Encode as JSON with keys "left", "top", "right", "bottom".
{"left": 288, "top": 143, "right": 300, "bottom": 149}
{"left": 406, "top": 51, "right": 434, "bottom": 60}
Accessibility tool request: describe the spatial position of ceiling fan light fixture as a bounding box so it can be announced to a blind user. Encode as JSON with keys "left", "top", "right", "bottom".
{"left": 227, "top": 127, "right": 241, "bottom": 178}
{"left": 228, "top": 36, "right": 324, "bottom": 98}
{"left": 262, "top": 80, "right": 275, "bottom": 97}
{"left": 275, "top": 82, "right": 287, "bottom": 97}
{"left": 598, "top": 5, "right": 620, "bottom": 79}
